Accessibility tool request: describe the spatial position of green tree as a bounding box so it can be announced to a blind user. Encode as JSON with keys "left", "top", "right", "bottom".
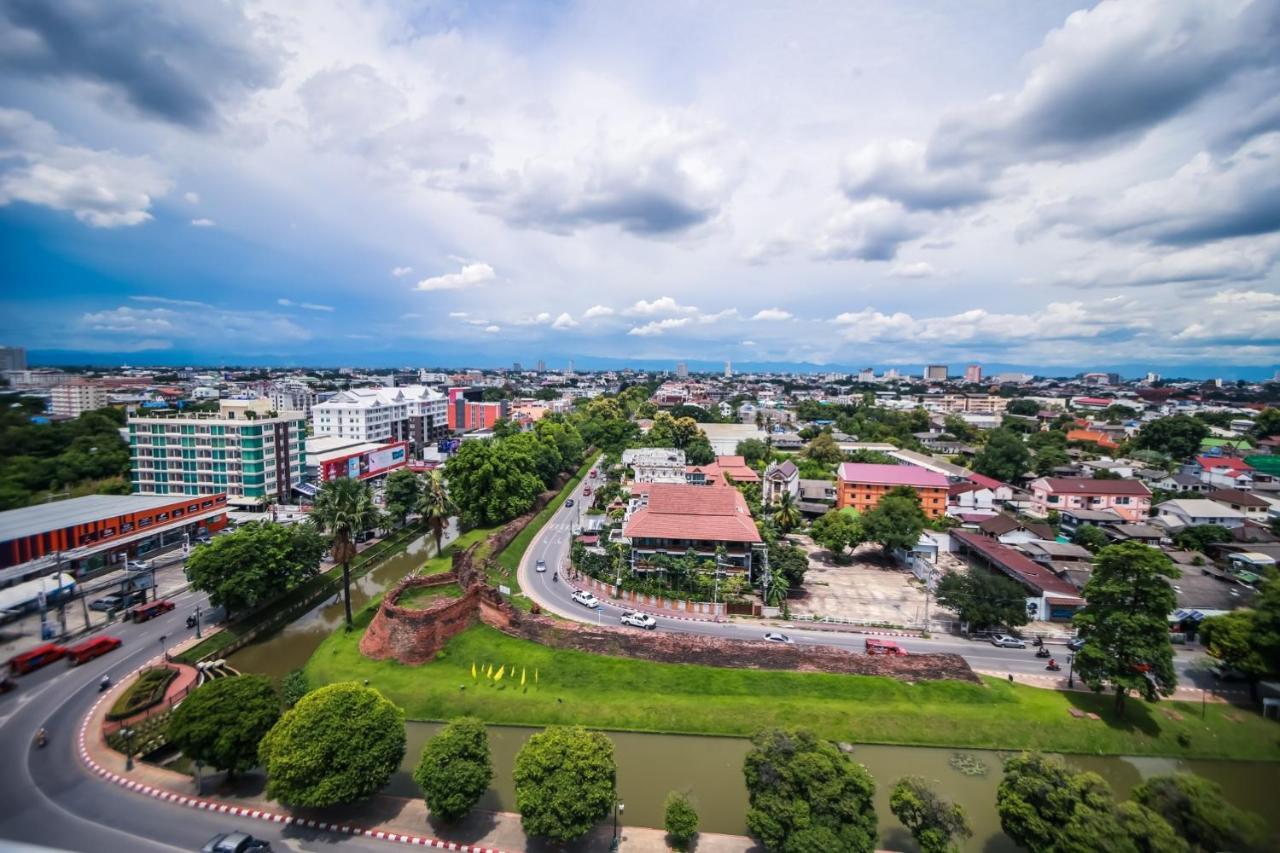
{"left": 1172, "top": 524, "right": 1231, "bottom": 552}
{"left": 997, "top": 752, "right": 1120, "bottom": 853}
{"left": 736, "top": 438, "right": 771, "bottom": 466}
{"left": 935, "top": 570, "right": 1029, "bottom": 632}
{"left": 861, "top": 492, "right": 926, "bottom": 556}
{"left": 1132, "top": 773, "right": 1265, "bottom": 853}
{"left": 1006, "top": 399, "right": 1040, "bottom": 416}
{"left": 505, "top": 430, "right": 564, "bottom": 489}
{"left": 805, "top": 431, "right": 844, "bottom": 465}
{"left": 1073, "top": 543, "right": 1180, "bottom": 715}
{"left": 1199, "top": 610, "right": 1268, "bottom": 685}
{"left": 413, "top": 717, "right": 492, "bottom": 823}
{"left": 663, "top": 790, "right": 699, "bottom": 851}
{"left": 281, "top": 668, "right": 309, "bottom": 707}
{"left": 417, "top": 469, "right": 458, "bottom": 557}
{"left": 769, "top": 541, "right": 810, "bottom": 590}
{"left": 311, "top": 477, "right": 382, "bottom": 629}
{"left": 444, "top": 438, "right": 543, "bottom": 528}
{"left": 771, "top": 491, "right": 802, "bottom": 533}
{"left": 513, "top": 725, "right": 616, "bottom": 842}
{"left": 810, "top": 508, "right": 863, "bottom": 562}
{"left": 1033, "top": 446, "right": 1070, "bottom": 475}
{"left": 972, "top": 429, "right": 1031, "bottom": 483}
{"left": 185, "top": 521, "right": 326, "bottom": 619}
{"left": 1132, "top": 415, "right": 1209, "bottom": 460}
{"left": 168, "top": 675, "right": 280, "bottom": 776}
{"left": 382, "top": 469, "right": 422, "bottom": 527}
{"left": 1112, "top": 801, "right": 1190, "bottom": 853}
{"left": 1071, "top": 523, "right": 1110, "bottom": 553}
{"left": 259, "top": 683, "right": 406, "bottom": 808}
{"left": 1252, "top": 407, "right": 1280, "bottom": 438}
{"left": 535, "top": 417, "right": 585, "bottom": 467}
{"left": 742, "top": 727, "right": 877, "bottom": 853}
{"left": 684, "top": 433, "right": 716, "bottom": 466}
{"left": 889, "top": 776, "right": 971, "bottom": 853}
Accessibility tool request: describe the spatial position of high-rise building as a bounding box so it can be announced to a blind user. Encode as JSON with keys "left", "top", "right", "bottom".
{"left": 1145, "top": 372, "right": 1161, "bottom": 384}
{"left": 536, "top": 359, "right": 546, "bottom": 372}
{"left": 724, "top": 360, "right": 732, "bottom": 378}
{"left": 964, "top": 364, "right": 982, "bottom": 383}
{"left": 268, "top": 381, "right": 320, "bottom": 418}
{"left": 567, "top": 359, "right": 575, "bottom": 375}
{"left": 925, "top": 364, "right": 948, "bottom": 381}
{"left": 129, "top": 399, "right": 306, "bottom": 502}
{"left": 0, "top": 346, "right": 27, "bottom": 371}
{"left": 312, "top": 385, "right": 448, "bottom": 455}
{"left": 446, "top": 386, "right": 509, "bottom": 432}
{"left": 512, "top": 362, "right": 522, "bottom": 372}
{"left": 675, "top": 362, "right": 689, "bottom": 378}
{"left": 50, "top": 383, "right": 109, "bottom": 416}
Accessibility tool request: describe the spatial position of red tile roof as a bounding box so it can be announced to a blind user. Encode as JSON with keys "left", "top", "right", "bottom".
{"left": 624, "top": 483, "right": 762, "bottom": 544}
{"left": 837, "top": 463, "right": 949, "bottom": 489}
{"left": 716, "top": 455, "right": 760, "bottom": 483}
{"left": 966, "top": 473, "right": 1008, "bottom": 491}
{"left": 1195, "top": 455, "right": 1253, "bottom": 473}
{"left": 952, "top": 530, "right": 1082, "bottom": 599}
{"left": 1035, "top": 477, "right": 1151, "bottom": 497}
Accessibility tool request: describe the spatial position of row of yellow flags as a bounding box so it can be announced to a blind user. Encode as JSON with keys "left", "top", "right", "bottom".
{"left": 472, "top": 661, "right": 538, "bottom": 686}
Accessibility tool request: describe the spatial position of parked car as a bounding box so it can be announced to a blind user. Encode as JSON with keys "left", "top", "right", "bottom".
{"left": 990, "top": 634, "right": 1026, "bottom": 649}
{"left": 201, "top": 832, "right": 273, "bottom": 853}
{"left": 620, "top": 611, "right": 656, "bottom": 630}
{"left": 1067, "top": 637, "right": 1086, "bottom": 652}
{"left": 763, "top": 632, "right": 793, "bottom": 643}
{"left": 126, "top": 560, "right": 151, "bottom": 572}
{"left": 571, "top": 590, "right": 601, "bottom": 608}
{"left": 535, "top": 559, "right": 547, "bottom": 573}
{"left": 67, "top": 636, "right": 122, "bottom": 666}
{"left": 89, "top": 590, "right": 146, "bottom": 612}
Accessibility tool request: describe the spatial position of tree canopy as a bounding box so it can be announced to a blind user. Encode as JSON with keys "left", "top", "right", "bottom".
{"left": 185, "top": 521, "right": 326, "bottom": 618}
{"left": 861, "top": 490, "right": 926, "bottom": 555}
{"left": 1171, "top": 524, "right": 1231, "bottom": 553}
{"left": 805, "top": 431, "right": 844, "bottom": 465}
{"left": 417, "top": 468, "right": 458, "bottom": 557}
{"left": 972, "top": 429, "right": 1031, "bottom": 483}
{"left": 935, "top": 570, "right": 1029, "bottom": 632}
{"left": 259, "top": 683, "right": 406, "bottom": 808}
{"left": 1132, "top": 415, "right": 1209, "bottom": 461}
{"left": 513, "top": 726, "right": 616, "bottom": 842}
{"left": 444, "top": 437, "right": 545, "bottom": 528}
{"left": 382, "top": 469, "right": 422, "bottom": 526}
{"left": 1132, "top": 773, "right": 1265, "bottom": 853}
{"left": 889, "top": 776, "right": 971, "bottom": 853}
{"left": 310, "top": 477, "right": 382, "bottom": 628}
{"left": 810, "top": 508, "right": 863, "bottom": 562}
{"left": 736, "top": 438, "right": 771, "bottom": 466}
{"left": 413, "top": 717, "right": 493, "bottom": 823}
{"left": 0, "top": 400, "right": 131, "bottom": 510}
{"left": 664, "top": 790, "right": 699, "bottom": 850}
{"left": 168, "top": 675, "right": 281, "bottom": 775}
{"left": 743, "top": 727, "right": 877, "bottom": 853}
{"left": 1071, "top": 523, "right": 1110, "bottom": 553}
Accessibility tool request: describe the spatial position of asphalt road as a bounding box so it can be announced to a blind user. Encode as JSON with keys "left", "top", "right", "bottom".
{"left": 518, "top": 459, "right": 1214, "bottom": 685}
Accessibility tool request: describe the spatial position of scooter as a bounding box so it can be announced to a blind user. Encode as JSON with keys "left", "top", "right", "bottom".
{"left": 1046, "top": 661, "right": 1061, "bottom": 672}
{"left": 1035, "top": 647, "right": 1051, "bottom": 659}
{"left": 34, "top": 728, "right": 47, "bottom": 749}
{"left": 552, "top": 571, "right": 559, "bottom": 583}
{"left": 186, "top": 613, "right": 198, "bottom": 629}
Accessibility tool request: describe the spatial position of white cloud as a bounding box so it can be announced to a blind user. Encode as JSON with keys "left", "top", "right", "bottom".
{"left": 812, "top": 200, "right": 927, "bottom": 262}
{"left": 751, "top": 308, "right": 792, "bottom": 321}
{"left": 391, "top": 265, "right": 413, "bottom": 277}
{"left": 627, "top": 317, "right": 691, "bottom": 336}
{"left": 483, "top": 324, "right": 500, "bottom": 333}
{"left": 741, "top": 340, "right": 756, "bottom": 346}
{"left": 190, "top": 218, "right": 215, "bottom": 227}
{"left": 552, "top": 312, "right": 578, "bottom": 330}
{"left": 583, "top": 305, "right": 614, "bottom": 319}
{"left": 842, "top": 140, "right": 991, "bottom": 210}
{"left": 82, "top": 306, "right": 176, "bottom": 333}
{"left": 448, "top": 311, "right": 470, "bottom": 318}
{"left": 627, "top": 296, "right": 698, "bottom": 316}
{"left": 889, "top": 262, "right": 937, "bottom": 279}
{"left": 415, "top": 262, "right": 495, "bottom": 292}
{"left": 183, "top": 191, "right": 200, "bottom": 204}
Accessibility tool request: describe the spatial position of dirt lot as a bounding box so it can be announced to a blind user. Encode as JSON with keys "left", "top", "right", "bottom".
{"left": 787, "top": 537, "right": 964, "bottom": 629}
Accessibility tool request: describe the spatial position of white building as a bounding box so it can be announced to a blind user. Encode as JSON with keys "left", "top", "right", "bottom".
{"left": 311, "top": 385, "right": 447, "bottom": 458}
{"left": 50, "top": 383, "right": 109, "bottom": 416}
{"left": 269, "top": 381, "right": 320, "bottom": 417}
{"left": 129, "top": 399, "right": 306, "bottom": 504}
{"left": 1154, "top": 499, "right": 1247, "bottom": 530}
{"left": 621, "top": 448, "right": 687, "bottom": 484}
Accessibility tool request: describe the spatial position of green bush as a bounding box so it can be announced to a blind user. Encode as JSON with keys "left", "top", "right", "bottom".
{"left": 281, "top": 669, "right": 309, "bottom": 708}
{"left": 664, "top": 790, "right": 699, "bottom": 850}
{"left": 513, "top": 725, "right": 616, "bottom": 842}
{"left": 107, "top": 667, "right": 178, "bottom": 720}
{"left": 414, "top": 717, "right": 493, "bottom": 822}
{"left": 168, "top": 675, "right": 281, "bottom": 775}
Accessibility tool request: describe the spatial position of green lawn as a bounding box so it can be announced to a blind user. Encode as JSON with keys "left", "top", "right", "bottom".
{"left": 305, "top": 615, "right": 1280, "bottom": 762}
{"left": 397, "top": 582, "right": 464, "bottom": 608}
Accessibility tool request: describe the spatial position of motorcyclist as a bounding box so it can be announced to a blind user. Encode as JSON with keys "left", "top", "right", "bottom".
{"left": 99, "top": 674, "right": 111, "bottom": 691}
{"left": 552, "top": 570, "right": 559, "bottom": 582}
{"left": 1035, "top": 647, "right": 1050, "bottom": 658}
{"left": 1046, "top": 658, "right": 1060, "bottom": 671}
{"left": 35, "top": 727, "right": 47, "bottom": 748}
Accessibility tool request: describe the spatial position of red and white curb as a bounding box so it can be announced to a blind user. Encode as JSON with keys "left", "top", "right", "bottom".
{"left": 78, "top": 659, "right": 508, "bottom": 853}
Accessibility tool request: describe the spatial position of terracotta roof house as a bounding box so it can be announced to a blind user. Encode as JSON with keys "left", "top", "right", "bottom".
{"left": 837, "top": 463, "right": 949, "bottom": 519}
{"left": 1193, "top": 455, "right": 1255, "bottom": 489}
{"left": 951, "top": 530, "right": 1084, "bottom": 622}
{"left": 624, "top": 483, "right": 762, "bottom": 572}
{"left": 715, "top": 455, "right": 760, "bottom": 484}
{"left": 1028, "top": 477, "right": 1151, "bottom": 522}
{"left": 1066, "top": 429, "right": 1119, "bottom": 450}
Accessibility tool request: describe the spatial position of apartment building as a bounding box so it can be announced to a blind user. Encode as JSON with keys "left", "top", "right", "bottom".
{"left": 921, "top": 393, "right": 1009, "bottom": 415}
{"left": 836, "top": 463, "right": 950, "bottom": 519}
{"left": 1027, "top": 477, "right": 1151, "bottom": 522}
{"left": 621, "top": 448, "right": 687, "bottom": 484}
{"left": 268, "top": 380, "right": 321, "bottom": 417}
{"left": 129, "top": 399, "right": 306, "bottom": 503}
{"left": 50, "top": 383, "right": 109, "bottom": 417}
{"left": 446, "top": 386, "right": 508, "bottom": 432}
{"left": 312, "top": 385, "right": 448, "bottom": 456}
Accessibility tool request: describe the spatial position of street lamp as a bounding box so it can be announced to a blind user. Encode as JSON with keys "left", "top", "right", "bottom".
{"left": 122, "top": 727, "right": 135, "bottom": 771}
{"left": 193, "top": 604, "right": 202, "bottom": 639}
{"left": 1067, "top": 653, "right": 1075, "bottom": 689}
{"left": 158, "top": 634, "right": 168, "bottom": 662}
{"left": 611, "top": 800, "right": 625, "bottom": 849}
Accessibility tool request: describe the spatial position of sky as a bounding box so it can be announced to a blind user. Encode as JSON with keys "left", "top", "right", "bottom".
{"left": 2, "top": 0, "right": 1280, "bottom": 376}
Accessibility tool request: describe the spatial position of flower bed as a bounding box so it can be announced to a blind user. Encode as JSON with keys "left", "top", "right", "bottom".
{"left": 107, "top": 666, "right": 178, "bottom": 721}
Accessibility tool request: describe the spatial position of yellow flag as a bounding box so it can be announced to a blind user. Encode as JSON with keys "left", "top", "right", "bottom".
{"left": 496, "top": 664, "right": 505, "bottom": 682}
{"left": 535, "top": 668, "right": 539, "bottom": 685}
{"left": 486, "top": 663, "right": 494, "bottom": 679}
{"left": 521, "top": 666, "right": 527, "bottom": 687}
{"left": 471, "top": 661, "right": 477, "bottom": 680}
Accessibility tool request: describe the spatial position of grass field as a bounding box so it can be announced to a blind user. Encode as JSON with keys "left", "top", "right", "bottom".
{"left": 397, "top": 582, "right": 464, "bottom": 608}
{"left": 306, "top": 614, "right": 1280, "bottom": 761}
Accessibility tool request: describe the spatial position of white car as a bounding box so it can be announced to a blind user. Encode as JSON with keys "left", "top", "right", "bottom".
{"left": 571, "top": 590, "right": 601, "bottom": 608}
{"left": 126, "top": 560, "right": 150, "bottom": 572}
{"left": 763, "top": 632, "right": 793, "bottom": 644}
{"left": 989, "top": 634, "right": 1026, "bottom": 649}
{"left": 535, "top": 559, "right": 547, "bottom": 573}
{"left": 620, "top": 611, "right": 657, "bottom": 630}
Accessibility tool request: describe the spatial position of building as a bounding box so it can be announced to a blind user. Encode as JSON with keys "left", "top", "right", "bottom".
{"left": 836, "top": 463, "right": 949, "bottom": 518}
{"left": 1205, "top": 488, "right": 1272, "bottom": 521}
{"left": 50, "top": 383, "right": 109, "bottom": 417}
{"left": 312, "top": 385, "right": 448, "bottom": 455}
{"left": 311, "top": 440, "right": 408, "bottom": 484}
{"left": 964, "top": 364, "right": 982, "bottom": 383}
{"left": 624, "top": 483, "right": 761, "bottom": 572}
{"left": 675, "top": 362, "right": 689, "bottom": 378}
{"left": 921, "top": 394, "right": 1009, "bottom": 415}
{"left": 1027, "top": 477, "right": 1152, "bottom": 522}
{"left": 0, "top": 346, "right": 26, "bottom": 371}
{"left": 924, "top": 364, "right": 948, "bottom": 382}
{"left": 129, "top": 399, "right": 306, "bottom": 504}
{"left": 445, "top": 387, "right": 508, "bottom": 432}
{"left": 621, "top": 448, "right": 687, "bottom": 484}
{"left": 1154, "top": 499, "right": 1247, "bottom": 530}
{"left": 0, "top": 493, "right": 229, "bottom": 584}
{"left": 269, "top": 381, "right": 321, "bottom": 418}
{"left": 724, "top": 360, "right": 732, "bottom": 378}
{"left": 951, "top": 530, "right": 1084, "bottom": 622}
{"left": 762, "top": 460, "right": 799, "bottom": 505}
{"left": 1192, "top": 455, "right": 1255, "bottom": 490}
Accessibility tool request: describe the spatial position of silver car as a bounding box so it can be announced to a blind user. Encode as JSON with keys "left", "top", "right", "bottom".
{"left": 620, "top": 611, "right": 657, "bottom": 629}
{"left": 201, "top": 832, "right": 272, "bottom": 853}
{"left": 990, "top": 634, "right": 1026, "bottom": 649}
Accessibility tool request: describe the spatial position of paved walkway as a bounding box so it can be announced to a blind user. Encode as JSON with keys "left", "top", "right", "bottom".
{"left": 976, "top": 669, "right": 1243, "bottom": 701}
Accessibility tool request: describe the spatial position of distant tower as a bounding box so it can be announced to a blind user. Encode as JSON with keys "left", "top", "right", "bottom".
{"left": 964, "top": 364, "right": 982, "bottom": 383}
{"left": 724, "top": 360, "right": 732, "bottom": 378}
{"left": 536, "top": 359, "right": 546, "bottom": 372}
{"left": 676, "top": 362, "right": 689, "bottom": 378}
{"left": 567, "top": 359, "right": 575, "bottom": 376}
{"left": 925, "top": 364, "right": 948, "bottom": 381}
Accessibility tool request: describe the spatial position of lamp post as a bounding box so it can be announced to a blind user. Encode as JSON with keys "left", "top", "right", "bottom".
{"left": 193, "top": 604, "right": 202, "bottom": 639}
{"left": 611, "top": 800, "right": 625, "bottom": 850}
{"left": 122, "top": 727, "right": 135, "bottom": 771}
{"left": 1067, "top": 653, "right": 1076, "bottom": 689}
{"left": 158, "top": 634, "right": 168, "bottom": 663}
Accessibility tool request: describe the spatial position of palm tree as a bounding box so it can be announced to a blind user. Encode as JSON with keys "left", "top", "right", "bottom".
{"left": 311, "top": 477, "right": 380, "bottom": 629}
{"left": 417, "top": 469, "right": 458, "bottom": 558}
{"left": 772, "top": 491, "right": 801, "bottom": 533}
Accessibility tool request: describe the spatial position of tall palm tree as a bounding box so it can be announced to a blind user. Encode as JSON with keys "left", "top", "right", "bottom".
{"left": 417, "top": 469, "right": 458, "bottom": 558}
{"left": 772, "top": 491, "right": 801, "bottom": 533}
{"left": 311, "top": 477, "right": 380, "bottom": 629}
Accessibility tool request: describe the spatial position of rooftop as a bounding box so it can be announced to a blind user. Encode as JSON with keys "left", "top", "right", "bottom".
{"left": 951, "top": 529, "right": 1082, "bottom": 599}
{"left": 837, "top": 462, "right": 950, "bottom": 489}
{"left": 1034, "top": 477, "right": 1152, "bottom": 497}
{"left": 1205, "top": 488, "right": 1270, "bottom": 508}
{"left": 1156, "top": 499, "right": 1246, "bottom": 519}
{"left": 0, "top": 494, "right": 195, "bottom": 542}
{"left": 624, "top": 483, "right": 761, "bottom": 544}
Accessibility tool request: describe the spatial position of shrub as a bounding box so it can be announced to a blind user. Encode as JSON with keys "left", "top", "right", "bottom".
{"left": 513, "top": 725, "right": 615, "bottom": 842}
{"left": 168, "top": 675, "right": 280, "bottom": 775}
{"left": 107, "top": 667, "right": 178, "bottom": 720}
{"left": 664, "top": 790, "right": 699, "bottom": 850}
{"left": 414, "top": 717, "right": 493, "bottom": 822}
{"left": 281, "top": 668, "right": 309, "bottom": 708}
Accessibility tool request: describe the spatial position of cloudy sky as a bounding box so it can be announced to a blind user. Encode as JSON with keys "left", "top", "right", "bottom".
{"left": 2, "top": 0, "right": 1279, "bottom": 374}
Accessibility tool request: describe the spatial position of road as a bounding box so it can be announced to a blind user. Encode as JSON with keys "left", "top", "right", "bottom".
{"left": 518, "top": 459, "right": 1214, "bottom": 685}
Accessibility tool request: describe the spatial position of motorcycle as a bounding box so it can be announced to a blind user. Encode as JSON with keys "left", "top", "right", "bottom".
{"left": 1045, "top": 661, "right": 1061, "bottom": 672}
{"left": 1032, "top": 636, "right": 1044, "bottom": 647}
{"left": 35, "top": 728, "right": 47, "bottom": 749}
{"left": 186, "top": 613, "right": 198, "bottom": 629}
{"left": 99, "top": 676, "right": 111, "bottom": 692}
{"left": 1035, "top": 647, "right": 1051, "bottom": 659}
{"left": 552, "top": 572, "right": 559, "bottom": 583}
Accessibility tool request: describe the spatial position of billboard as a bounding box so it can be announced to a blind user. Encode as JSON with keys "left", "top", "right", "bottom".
{"left": 319, "top": 441, "right": 409, "bottom": 482}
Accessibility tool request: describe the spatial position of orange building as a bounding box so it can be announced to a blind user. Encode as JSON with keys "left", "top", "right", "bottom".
{"left": 1066, "top": 428, "right": 1119, "bottom": 450}
{"left": 836, "top": 463, "right": 950, "bottom": 519}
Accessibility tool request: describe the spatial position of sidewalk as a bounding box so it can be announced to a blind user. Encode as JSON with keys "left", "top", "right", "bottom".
{"left": 975, "top": 669, "right": 1243, "bottom": 701}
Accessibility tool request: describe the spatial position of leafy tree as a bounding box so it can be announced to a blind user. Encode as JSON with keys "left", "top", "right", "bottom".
{"left": 417, "top": 469, "right": 458, "bottom": 557}
{"left": 281, "top": 668, "right": 309, "bottom": 707}
{"left": 684, "top": 433, "right": 716, "bottom": 466}
{"left": 535, "top": 417, "right": 585, "bottom": 467}
{"left": 513, "top": 726, "right": 616, "bottom": 842}
{"left": 1071, "top": 523, "right": 1110, "bottom": 553}
{"left": 737, "top": 438, "right": 771, "bottom": 466}
{"left": 889, "top": 776, "right": 971, "bottom": 853}
{"left": 1198, "top": 609, "right": 1268, "bottom": 685}
{"left": 664, "top": 790, "right": 699, "bottom": 851}
{"left": 1172, "top": 524, "right": 1231, "bottom": 552}
{"left": 1006, "top": 398, "right": 1040, "bottom": 416}
{"left": 382, "top": 469, "right": 422, "bottom": 526}
{"left": 1252, "top": 407, "right": 1280, "bottom": 438}
{"left": 1112, "top": 801, "right": 1190, "bottom": 853}
{"left": 771, "top": 491, "right": 802, "bottom": 533}
{"left": 972, "top": 429, "right": 1031, "bottom": 483}
{"left": 861, "top": 492, "right": 926, "bottom": 556}
{"left": 414, "top": 717, "right": 492, "bottom": 823}
{"left": 811, "top": 508, "right": 863, "bottom": 562}
{"left": 1132, "top": 415, "right": 1209, "bottom": 461}
{"left": 935, "top": 570, "right": 1029, "bottom": 631}
{"left": 942, "top": 415, "right": 975, "bottom": 441}
{"left": 259, "top": 683, "right": 406, "bottom": 808}
{"left": 186, "top": 521, "right": 326, "bottom": 619}
{"left": 1132, "top": 773, "right": 1265, "bottom": 853}
{"left": 491, "top": 417, "right": 521, "bottom": 438}
{"left": 1073, "top": 543, "right": 1180, "bottom": 715}
{"left": 168, "top": 675, "right": 280, "bottom": 776}
{"left": 311, "top": 477, "right": 382, "bottom": 629}
{"left": 996, "top": 752, "right": 1120, "bottom": 853}
{"left": 805, "top": 431, "right": 844, "bottom": 465}
{"left": 742, "top": 727, "right": 877, "bottom": 853}
{"left": 576, "top": 397, "right": 639, "bottom": 452}
{"left": 444, "top": 438, "right": 543, "bottom": 528}
{"left": 844, "top": 449, "right": 897, "bottom": 464}
{"left": 645, "top": 412, "right": 703, "bottom": 450}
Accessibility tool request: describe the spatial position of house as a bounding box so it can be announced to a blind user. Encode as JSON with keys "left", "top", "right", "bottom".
{"left": 796, "top": 479, "right": 837, "bottom": 516}
{"left": 762, "top": 460, "right": 799, "bottom": 506}
{"left": 621, "top": 448, "right": 687, "bottom": 484}
{"left": 1154, "top": 499, "right": 1247, "bottom": 530}
{"left": 948, "top": 482, "right": 998, "bottom": 518}
{"left": 951, "top": 530, "right": 1084, "bottom": 622}
{"left": 1027, "top": 477, "right": 1151, "bottom": 522}
{"left": 836, "top": 463, "right": 950, "bottom": 519}
{"left": 1205, "top": 488, "right": 1271, "bottom": 521}
{"left": 1020, "top": 539, "right": 1094, "bottom": 564}
{"left": 623, "top": 483, "right": 762, "bottom": 572}
{"left": 1146, "top": 472, "right": 1206, "bottom": 494}
{"left": 977, "top": 514, "right": 1055, "bottom": 546}
{"left": 1067, "top": 429, "right": 1119, "bottom": 450}
{"left": 967, "top": 473, "right": 1014, "bottom": 502}
{"left": 1103, "top": 523, "right": 1165, "bottom": 545}
{"left": 1192, "top": 455, "right": 1255, "bottom": 489}
{"left": 714, "top": 455, "right": 760, "bottom": 484}
{"left": 1078, "top": 459, "right": 1137, "bottom": 479}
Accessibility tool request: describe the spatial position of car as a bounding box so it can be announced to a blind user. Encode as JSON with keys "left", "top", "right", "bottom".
{"left": 571, "top": 590, "right": 601, "bottom": 608}
{"left": 620, "top": 611, "right": 657, "bottom": 629}
{"left": 583, "top": 487, "right": 592, "bottom": 497}
{"left": 763, "top": 632, "right": 793, "bottom": 643}
{"left": 565, "top": 499, "right": 575, "bottom": 508}
{"left": 126, "top": 560, "right": 151, "bottom": 572}
{"left": 990, "top": 634, "right": 1026, "bottom": 649}
{"left": 88, "top": 590, "right": 146, "bottom": 612}
{"left": 201, "top": 831, "right": 273, "bottom": 853}
{"left": 535, "top": 559, "right": 547, "bottom": 573}
{"left": 1067, "top": 637, "right": 1086, "bottom": 652}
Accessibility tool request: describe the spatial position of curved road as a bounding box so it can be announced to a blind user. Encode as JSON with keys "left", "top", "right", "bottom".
{"left": 518, "top": 459, "right": 1212, "bottom": 684}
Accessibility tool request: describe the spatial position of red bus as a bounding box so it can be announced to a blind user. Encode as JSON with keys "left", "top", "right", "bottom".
{"left": 865, "top": 638, "right": 908, "bottom": 656}
{"left": 67, "top": 636, "right": 122, "bottom": 666}
{"left": 126, "top": 599, "right": 175, "bottom": 623}
{"left": 8, "top": 642, "right": 68, "bottom": 675}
